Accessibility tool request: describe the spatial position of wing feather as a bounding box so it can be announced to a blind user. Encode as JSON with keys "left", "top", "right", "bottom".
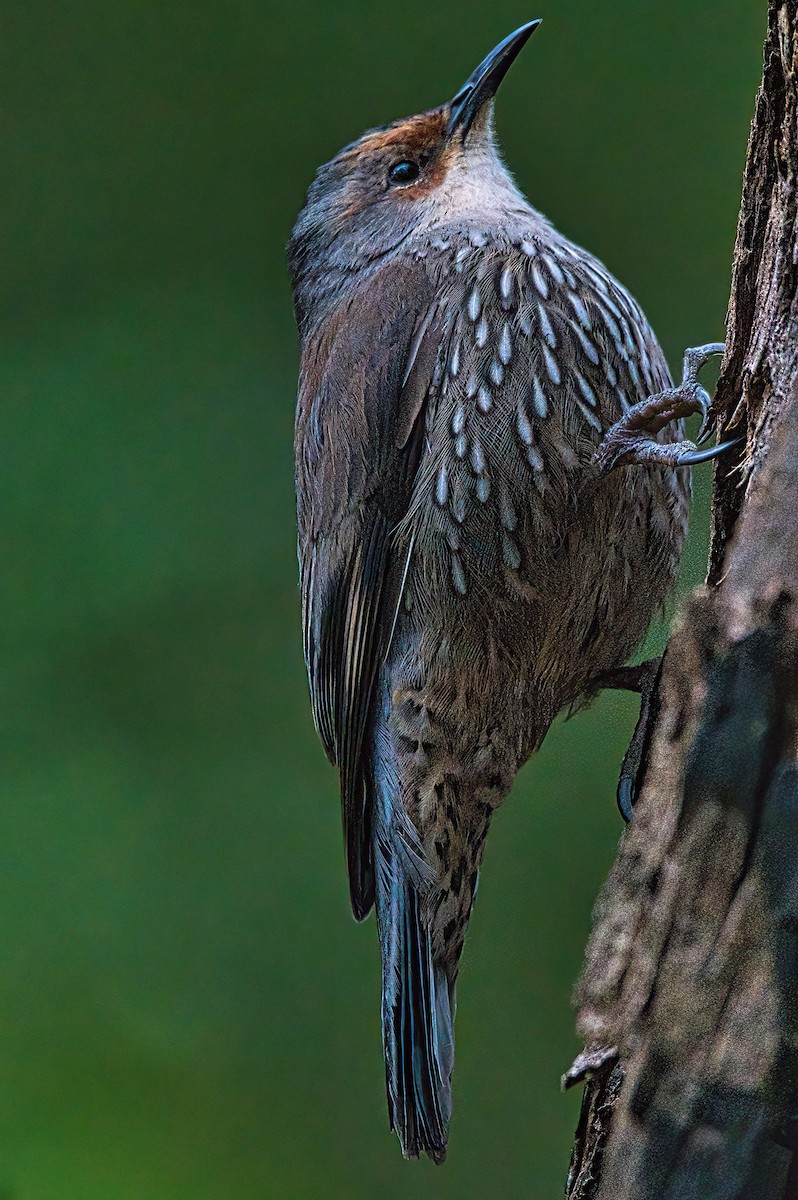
{"left": 295, "top": 260, "right": 442, "bottom": 919}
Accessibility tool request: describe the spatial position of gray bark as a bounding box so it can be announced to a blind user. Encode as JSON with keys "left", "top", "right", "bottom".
{"left": 565, "top": 4, "right": 798, "bottom": 1198}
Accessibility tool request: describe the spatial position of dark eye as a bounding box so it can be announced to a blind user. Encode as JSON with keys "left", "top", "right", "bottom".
{"left": 388, "top": 159, "right": 421, "bottom": 186}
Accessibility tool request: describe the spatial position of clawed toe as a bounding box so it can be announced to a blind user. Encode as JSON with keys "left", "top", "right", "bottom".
{"left": 594, "top": 342, "right": 738, "bottom": 475}
{"left": 670, "top": 436, "right": 743, "bottom": 467}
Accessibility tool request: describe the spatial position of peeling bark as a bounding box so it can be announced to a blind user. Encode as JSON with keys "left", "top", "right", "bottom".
{"left": 566, "top": 5, "right": 798, "bottom": 1198}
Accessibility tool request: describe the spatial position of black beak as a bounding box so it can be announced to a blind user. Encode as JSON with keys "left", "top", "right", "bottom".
{"left": 446, "top": 21, "right": 541, "bottom": 140}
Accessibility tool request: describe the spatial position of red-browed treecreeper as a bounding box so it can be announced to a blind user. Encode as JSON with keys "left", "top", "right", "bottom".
{"left": 289, "top": 21, "right": 726, "bottom": 1163}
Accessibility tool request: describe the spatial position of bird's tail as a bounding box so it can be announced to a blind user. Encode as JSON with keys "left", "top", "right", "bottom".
{"left": 375, "top": 833, "right": 455, "bottom": 1164}
{"left": 371, "top": 712, "right": 455, "bottom": 1164}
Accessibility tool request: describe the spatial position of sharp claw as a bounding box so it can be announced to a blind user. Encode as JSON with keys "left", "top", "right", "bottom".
{"left": 617, "top": 776, "right": 634, "bottom": 824}
{"left": 596, "top": 341, "right": 731, "bottom": 474}
{"left": 614, "top": 657, "right": 662, "bottom": 823}
{"left": 674, "top": 436, "right": 743, "bottom": 467}
{"left": 694, "top": 385, "right": 712, "bottom": 415}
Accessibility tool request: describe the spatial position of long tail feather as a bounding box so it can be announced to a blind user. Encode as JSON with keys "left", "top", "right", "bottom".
{"left": 388, "top": 884, "right": 454, "bottom": 1163}
{"left": 373, "top": 774, "right": 455, "bottom": 1162}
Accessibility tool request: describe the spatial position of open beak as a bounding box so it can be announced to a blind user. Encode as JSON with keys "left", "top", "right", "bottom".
{"left": 446, "top": 21, "right": 541, "bottom": 141}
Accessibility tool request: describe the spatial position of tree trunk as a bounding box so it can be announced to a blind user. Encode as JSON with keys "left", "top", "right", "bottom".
{"left": 565, "top": 4, "right": 798, "bottom": 1198}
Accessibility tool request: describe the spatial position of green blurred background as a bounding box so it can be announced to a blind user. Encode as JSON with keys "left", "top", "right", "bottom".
{"left": 2, "top": 2, "right": 762, "bottom": 1196}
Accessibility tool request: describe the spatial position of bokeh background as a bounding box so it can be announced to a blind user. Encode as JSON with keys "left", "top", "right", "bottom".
{"left": 2, "top": 2, "right": 763, "bottom": 1197}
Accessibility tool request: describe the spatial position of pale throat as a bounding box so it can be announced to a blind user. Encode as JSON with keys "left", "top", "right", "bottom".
{"left": 424, "top": 139, "right": 531, "bottom": 228}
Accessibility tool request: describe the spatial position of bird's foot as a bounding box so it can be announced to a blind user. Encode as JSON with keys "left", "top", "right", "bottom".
{"left": 591, "top": 657, "right": 662, "bottom": 823}
{"left": 594, "top": 343, "right": 740, "bottom": 474}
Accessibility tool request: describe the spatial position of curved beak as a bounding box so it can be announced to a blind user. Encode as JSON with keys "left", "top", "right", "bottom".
{"left": 446, "top": 21, "right": 541, "bottom": 141}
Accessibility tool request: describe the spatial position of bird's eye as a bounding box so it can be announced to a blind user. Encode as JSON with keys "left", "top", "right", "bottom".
{"left": 388, "top": 159, "right": 421, "bottom": 186}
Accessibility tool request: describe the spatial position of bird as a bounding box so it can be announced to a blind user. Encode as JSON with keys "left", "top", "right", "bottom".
{"left": 288, "top": 21, "right": 728, "bottom": 1163}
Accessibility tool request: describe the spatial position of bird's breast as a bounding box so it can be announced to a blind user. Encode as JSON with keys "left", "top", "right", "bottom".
{"left": 395, "top": 227, "right": 687, "bottom": 701}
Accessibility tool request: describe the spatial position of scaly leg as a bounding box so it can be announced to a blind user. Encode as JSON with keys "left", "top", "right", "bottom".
{"left": 594, "top": 343, "right": 741, "bottom": 475}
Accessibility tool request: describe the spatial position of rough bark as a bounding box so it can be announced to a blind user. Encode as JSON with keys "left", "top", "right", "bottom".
{"left": 565, "top": 5, "right": 798, "bottom": 1198}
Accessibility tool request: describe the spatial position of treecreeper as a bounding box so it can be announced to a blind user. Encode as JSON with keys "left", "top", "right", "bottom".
{"left": 288, "top": 21, "right": 729, "bottom": 1163}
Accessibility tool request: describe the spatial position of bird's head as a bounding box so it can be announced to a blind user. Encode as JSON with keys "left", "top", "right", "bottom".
{"left": 289, "top": 22, "right": 541, "bottom": 322}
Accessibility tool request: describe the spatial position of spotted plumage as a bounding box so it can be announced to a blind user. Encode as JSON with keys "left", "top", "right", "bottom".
{"left": 393, "top": 231, "right": 682, "bottom": 610}
{"left": 289, "top": 22, "right": 688, "bottom": 1165}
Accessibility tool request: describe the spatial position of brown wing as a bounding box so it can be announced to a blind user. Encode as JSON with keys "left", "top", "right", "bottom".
{"left": 295, "top": 257, "right": 442, "bottom": 920}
